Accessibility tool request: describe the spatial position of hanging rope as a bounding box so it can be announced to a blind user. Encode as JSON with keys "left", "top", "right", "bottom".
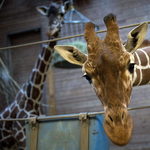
{"left": 0, "top": 58, "right": 20, "bottom": 89}
{"left": 0, "top": 21, "right": 150, "bottom": 51}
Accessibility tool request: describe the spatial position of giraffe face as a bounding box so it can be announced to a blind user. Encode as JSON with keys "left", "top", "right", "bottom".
{"left": 37, "top": 1, "right": 71, "bottom": 37}
{"left": 82, "top": 45, "right": 134, "bottom": 146}
{"left": 54, "top": 14, "right": 148, "bottom": 146}
{"left": 81, "top": 14, "right": 147, "bottom": 146}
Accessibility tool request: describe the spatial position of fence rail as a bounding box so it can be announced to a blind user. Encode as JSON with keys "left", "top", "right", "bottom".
{"left": 0, "top": 105, "right": 150, "bottom": 121}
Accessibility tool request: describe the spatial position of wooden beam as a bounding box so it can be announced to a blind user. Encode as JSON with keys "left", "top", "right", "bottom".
{"left": 48, "top": 69, "right": 56, "bottom": 115}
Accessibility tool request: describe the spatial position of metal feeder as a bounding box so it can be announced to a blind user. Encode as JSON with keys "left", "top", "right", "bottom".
{"left": 53, "top": 0, "right": 99, "bottom": 68}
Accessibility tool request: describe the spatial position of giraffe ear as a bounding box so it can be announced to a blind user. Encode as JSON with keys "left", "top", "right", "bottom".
{"left": 124, "top": 22, "right": 148, "bottom": 54}
{"left": 64, "top": 1, "right": 71, "bottom": 13}
{"left": 54, "top": 45, "right": 87, "bottom": 66}
{"left": 36, "top": 6, "right": 48, "bottom": 16}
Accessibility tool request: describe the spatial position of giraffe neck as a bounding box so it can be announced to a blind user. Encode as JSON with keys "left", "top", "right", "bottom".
{"left": 133, "top": 46, "right": 150, "bottom": 86}
{"left": 26, "top": 31, "right": 60, "bottom": 102}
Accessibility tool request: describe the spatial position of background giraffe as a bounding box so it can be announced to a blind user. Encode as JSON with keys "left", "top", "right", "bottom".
{"left": 0, "top": 1, "right": 71, "bottom": 150}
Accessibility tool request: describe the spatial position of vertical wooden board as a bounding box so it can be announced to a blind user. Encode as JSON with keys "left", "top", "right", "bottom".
{"left": 48, "top": 69, "right": 56, "bottom": 115}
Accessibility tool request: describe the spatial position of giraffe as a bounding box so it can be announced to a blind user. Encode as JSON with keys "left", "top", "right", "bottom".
{"left": 54, "top": 14, "right": 149, "bottom": 146}
{"left": 0, "top": 1, "right": 71, "bottom": 150}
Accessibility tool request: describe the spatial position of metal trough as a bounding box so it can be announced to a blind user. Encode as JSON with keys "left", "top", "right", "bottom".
{"left": 26, "top": 113, "right": 109, "bottom": 150}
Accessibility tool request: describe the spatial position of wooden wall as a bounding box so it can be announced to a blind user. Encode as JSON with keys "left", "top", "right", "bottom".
{"left": 54, "top": 0, "right": 150, "bottom": 149}
{"left": 0, "top": 0, "right": 150, "bottom": 149}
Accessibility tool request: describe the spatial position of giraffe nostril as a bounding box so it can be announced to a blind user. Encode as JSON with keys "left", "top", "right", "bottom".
{"left": 108, "top": 115, "right": 113, "bottom": 122}
{"left": 122, "top": 111, "right": 125, "bottom": 121}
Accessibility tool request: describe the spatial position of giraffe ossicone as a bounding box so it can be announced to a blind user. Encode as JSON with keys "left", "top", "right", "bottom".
{"left": 54, "top": 14, "right": 149, "bottom": 146}
{"left": 0, "top": 1, "right": 71, "bottom": 150}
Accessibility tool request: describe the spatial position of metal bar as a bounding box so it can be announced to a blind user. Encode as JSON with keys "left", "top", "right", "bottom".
{"left": 65, "top": 24, "right": 70, "bottom": 43}
{"left": 79, "top": 113, "right": 89, "bottom": 150}
{"left": 48, "top": 70, "right": 56, "bottom": 115}
{"left": 29, "top": 117, "right": 38, "bottom": 150}
{"left": 0, "top": 105, "right": 150, "bottom": 121}
{"left": 75, "top": 23, "right": 79, "bottom": 41}
{"left": 1, "top": 21, "right": 150, "bottom": 51}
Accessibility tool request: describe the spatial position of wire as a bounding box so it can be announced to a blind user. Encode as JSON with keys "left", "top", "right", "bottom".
{"left": 0, "top": 21, "right": 150, "bottom": 51}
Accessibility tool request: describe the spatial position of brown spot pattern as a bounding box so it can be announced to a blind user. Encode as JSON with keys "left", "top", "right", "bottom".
{"left": 49, "top": 41, "right": 56, "bottom": 48}
{"left": 141, "top": 69, "right": 150, "bottom": 85}
{"left": 35, "top": 103, "right": 39, "bottom": 110}
{"left": 133, "top": 69, "right": 140, "bottom": 86}
{"left": 39, "top": 61, "right": 46, "bottom": 73}
{"left": 26, "top": 101, "right": 34, "bottom": 111}
{"left": 18, "top": 111, "right": 27, "bottom": 118}
{"left": 11, "top": 103, "right": 15, "bottom": 110}
{"left": 3, "top": 130, "right": 10, "bottom": 137}
{"left": 19, "top": 100, "right": 24, "bottom": 109}
{"left": 26, "top": 83, "right": 31, "bottom": 98}
{"left": 44, "top": 49, "right": 51, "bottom": 62}
{"left": 18, "top": 139, "right": 26, "bottom": 147}
{"left": 10, "top": 107, "right": 19, "bottom": 118}
{"left": 136, "top": 50, "right": 148, "bottom": 66}
{"left": 5, "top": 121, "right": 12, "bottom": 130}
{"left": 31, "top": 71, "right": 42, "bottom": 85}
{"left": 14, "top": 122, "right": 21, "bottom": 130}
{"left": 32, "top": 87, "right": 40, "bottom": 99}
{"left": 16, "top": 132, "right": 23, "bottom": 141}
{"left": 3, "top": 110, "right": 9, "bottom": 118}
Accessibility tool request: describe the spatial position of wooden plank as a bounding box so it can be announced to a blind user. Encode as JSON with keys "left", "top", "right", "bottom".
{"left": 48, "top": 69, "right": 56, "bottom": 115}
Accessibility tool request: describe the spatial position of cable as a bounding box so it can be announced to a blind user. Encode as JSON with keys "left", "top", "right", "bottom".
{"left": 0, "top": 21, "right": 150, "bottom": 51}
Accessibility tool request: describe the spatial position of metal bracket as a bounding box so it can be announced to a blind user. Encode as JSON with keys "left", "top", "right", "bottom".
{"left": 79, "top": 113, "right": 89, "bottom": 150}
{"left": 29, "top": 117, "right": 38, "bottom": 150}
{"left": 29, "top": 117, "right": 37, "bottom": 130}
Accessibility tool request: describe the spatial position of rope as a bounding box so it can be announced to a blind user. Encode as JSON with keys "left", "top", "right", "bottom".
{"left": 0, "top": 58, "right": 20, "bottom": 89}
{"left": 0, "top": 105, "right": 150, "bottom": 121}
{"left": 1, "top": 21, "right": 150, "bottom": 51}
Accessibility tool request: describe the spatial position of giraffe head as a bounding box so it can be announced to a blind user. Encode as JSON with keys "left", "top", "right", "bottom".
{"left": 37, "top": 1, "right": 71, "bottom": 37}
{"left": 54, "top": 14, "right": 148, "bottom": 146}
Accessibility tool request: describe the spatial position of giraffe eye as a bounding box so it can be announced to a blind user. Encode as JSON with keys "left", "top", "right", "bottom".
{"left": 83, "top": 73, "right": 92, "bottom": 84}
{"left": 128, "top": 63, "right": 136, "bottom": 74}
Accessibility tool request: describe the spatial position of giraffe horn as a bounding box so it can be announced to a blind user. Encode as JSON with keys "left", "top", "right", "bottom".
{"left": 84, "top": 22, "right": 102, "bottom": 54}
{"left": 104, "top": 14, "right": 119, "bottom": 33}
{"left": 104, "top": 14, "right": 120, "bottom": 39}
